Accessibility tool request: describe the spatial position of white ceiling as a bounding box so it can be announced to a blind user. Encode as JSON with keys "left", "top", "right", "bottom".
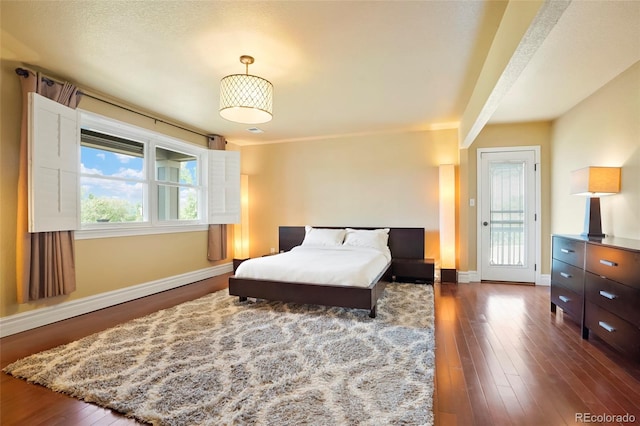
{"left": 490, "top": 0, "right": 640, "bottom": 123}
{"left": 1, "top": 1, "right": 639, "bottom": 146}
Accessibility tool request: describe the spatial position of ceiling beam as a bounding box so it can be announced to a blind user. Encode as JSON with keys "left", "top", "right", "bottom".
{"left": 459, "top": 0, "right": 570, "bottom": 149}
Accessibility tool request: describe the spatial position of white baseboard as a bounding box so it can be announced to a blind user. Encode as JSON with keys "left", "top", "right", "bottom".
{"left": 537, "top": 274, "right": 551, "bottom": 286}
{"left": 0, "top": 263, "right": 233, "bottom": 338}
{"left": 457, "top": 271, "right": 479, "bottom": 283}
{"left": 454, "top": 271, "right": 549, "bottom": 285}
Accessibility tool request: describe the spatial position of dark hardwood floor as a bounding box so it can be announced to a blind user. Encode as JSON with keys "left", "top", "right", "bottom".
{"left": 2, "top": 277, "right": 639, "bottom": 425}
{"left": 434, "top": 282, "right": 640, "bottom": 426}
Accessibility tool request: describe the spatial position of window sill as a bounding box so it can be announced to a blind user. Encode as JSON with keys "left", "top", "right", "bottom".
{"left": 75, "top": 224, "right": 209, "bottom": 240}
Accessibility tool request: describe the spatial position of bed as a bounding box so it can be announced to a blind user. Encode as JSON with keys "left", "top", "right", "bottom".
{"left": 228, "top": 226, "right": 425, "bottom": 317}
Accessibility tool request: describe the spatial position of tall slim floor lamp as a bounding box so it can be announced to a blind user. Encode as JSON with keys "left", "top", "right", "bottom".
{"left": 439, "top": 164, "right": 457, "bottom": 282}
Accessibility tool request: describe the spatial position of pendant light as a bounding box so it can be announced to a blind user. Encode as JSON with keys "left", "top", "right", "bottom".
{"left": 219, "top": 55, "right": 273, "bottom": 124}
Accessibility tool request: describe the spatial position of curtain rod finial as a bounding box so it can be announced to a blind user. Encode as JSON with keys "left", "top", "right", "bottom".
{"left": 15, "top": 68, "right": 30, "bottom": 78}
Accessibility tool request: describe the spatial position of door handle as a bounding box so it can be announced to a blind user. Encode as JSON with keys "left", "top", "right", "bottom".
{"left": 482, "top": 221, "right": 489, "bottom": 226}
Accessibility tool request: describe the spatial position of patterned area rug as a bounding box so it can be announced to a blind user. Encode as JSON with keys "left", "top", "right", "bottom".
{"left": 4, "top": 283, "right": 435, "bottom": 426}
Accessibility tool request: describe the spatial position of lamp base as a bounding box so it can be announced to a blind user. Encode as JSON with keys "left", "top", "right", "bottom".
{"left": 581, "top": 233, "right": 605, "bottom": 239}
{"left": 441, "top": 268, "right": 458, "bottom": 283}
{"left": 582, "top": 197, "right": 605, "bottom": 239}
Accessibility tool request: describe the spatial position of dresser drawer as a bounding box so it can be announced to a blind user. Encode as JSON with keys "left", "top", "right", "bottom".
{"left": 552, "top": 237, "right": 585, "bottom": 268}
{"left": 551, "top": 284, "right": 582, "bottom": 321}
{"left": 586, "top": 245, "right": 640, "bottom": 289}
{"left": 551, "top": 259, "right": 584, "bottom": 295}
{"left": 585, "top": 273, "right": 640, "bottom": 327}
{"left": 584, "top": 301, "right": 640, "bottom": 359}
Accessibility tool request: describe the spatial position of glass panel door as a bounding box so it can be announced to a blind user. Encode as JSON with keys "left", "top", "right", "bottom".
{"left": 479, "top": 149, "right": 537, "bottom": 283}
{"left": 489, "top": 161, "right": 525, "bottom": 266}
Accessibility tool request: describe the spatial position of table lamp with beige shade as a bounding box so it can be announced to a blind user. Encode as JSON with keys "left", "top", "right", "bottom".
{"left": 570, "top": 166, "right": 621, "bottom": 238}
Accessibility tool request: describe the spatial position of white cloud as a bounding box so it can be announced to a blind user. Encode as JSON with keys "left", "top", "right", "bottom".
{"left": 114, "top": 153, "right": 133, "bottom": 163}
{"left": 81, "top": 176, "right": 145, "bottom": 204}
{"left": 81, "top": 163, "right": 103, "bottom": 175}
{"left": 81, "top": 163, "right": 144, "bottom": 180}
{"left": 115, "top": 168, "right": 144, "bottom": 180}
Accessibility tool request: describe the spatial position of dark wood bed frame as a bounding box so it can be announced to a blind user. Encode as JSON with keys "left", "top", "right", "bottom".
{"left": 228, "top": 226, "right": 425, "bottom": 318}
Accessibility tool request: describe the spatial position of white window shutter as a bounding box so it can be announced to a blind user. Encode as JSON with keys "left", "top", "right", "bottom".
{"left": 28, "top": 92, "right": 79, "bottom": 232}
{"left": 208, "top": 150, "right": 241, "bottom": 224}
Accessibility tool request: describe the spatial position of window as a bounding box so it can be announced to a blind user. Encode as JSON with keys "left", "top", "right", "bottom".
{"left": 28, "top": 93, "right": 240, "bottom": 238}
{"left": 80, "top": 129, "right": 146, "bottom": 224}
{"left": 79, "top": 111, "right": 209, "bottom": 230}
{"left": 155, "top": 146, "right": 199, "bottom": 221}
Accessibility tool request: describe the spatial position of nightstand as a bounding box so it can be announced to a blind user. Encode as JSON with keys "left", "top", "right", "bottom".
{"left": 233, "top": 253, "right": 279, "bottom": 274}
{"left": 232, "top": 258, "right": 249, "bottom": 274}
{"left": 392, "top": 258, "right": 435, "bottom": 284}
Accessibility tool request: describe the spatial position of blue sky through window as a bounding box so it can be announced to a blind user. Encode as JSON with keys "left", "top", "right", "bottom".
{"left": 81, "top": 146, "right": 198, "bottom": 216}
{"left": 81, "top": 146, "right": 144, "bottom": 178}
{"left": 81, "top": 146, "right": 145, "bottom": 204}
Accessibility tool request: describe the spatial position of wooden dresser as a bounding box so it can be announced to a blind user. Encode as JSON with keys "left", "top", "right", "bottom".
{"left": 551, "top": 235, "right": 640, "bottom": 360}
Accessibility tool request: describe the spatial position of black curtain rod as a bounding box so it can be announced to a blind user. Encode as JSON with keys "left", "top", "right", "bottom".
{"left": 78, "top": 92, "right": 212, "bottom": 139}
{"left": 15, "top": 67, "right": 216, "bottom": 140}
{"left": 15, "top": 67, "right": 56, "bottom": 86}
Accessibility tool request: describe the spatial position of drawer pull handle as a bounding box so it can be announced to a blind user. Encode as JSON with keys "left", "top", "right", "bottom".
{"left": 598, "top": 321, "right": 616, "bottom": 333}
{"left": 560, "top": 248, "right": 573, "bottom": 254}
{"left": 599, "top": 259, "right": 618, "bottom": 267}
{"left": 560, "top": 272, "right": 572, "bottom": 279}
{"left": 559, "top": 296, "right": 570, "bottom": 303}
{"left": 599, "top": 290, "right": 617, "bottom": 300}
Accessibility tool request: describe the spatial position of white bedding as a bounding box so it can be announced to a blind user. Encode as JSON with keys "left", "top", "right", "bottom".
{"left": 234, "top": 245, "right": 392, "bottom": 288}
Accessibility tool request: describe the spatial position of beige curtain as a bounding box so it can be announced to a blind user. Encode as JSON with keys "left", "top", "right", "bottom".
{"left": 16, "top": 69, "right": 81, "bottom": 303}
{"left": 207, "top": 224, "right": 227, "bottom": 261}
{"left": 207, "top": 134, "right": 227, "bottom": 261}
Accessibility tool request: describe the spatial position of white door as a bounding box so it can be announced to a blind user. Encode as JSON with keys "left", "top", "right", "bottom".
{"left": 479, "top": 149, "right": 537, "bottom": 283}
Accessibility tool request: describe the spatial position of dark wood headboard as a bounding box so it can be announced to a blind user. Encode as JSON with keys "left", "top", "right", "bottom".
{"left": 278, "top": 226, "right": 424, "bottom": 259}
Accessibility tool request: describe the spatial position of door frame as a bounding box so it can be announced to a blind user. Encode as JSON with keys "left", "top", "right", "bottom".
{"left": 476, "top": 146, "right": 542, "bottom": 284}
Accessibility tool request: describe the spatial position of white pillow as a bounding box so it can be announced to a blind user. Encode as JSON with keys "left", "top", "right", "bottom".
{"left": 301, "top": 226, "right": 346, "bottom": 247}
{"left": 343, "top": 228, "right": 390, "bottom": 251}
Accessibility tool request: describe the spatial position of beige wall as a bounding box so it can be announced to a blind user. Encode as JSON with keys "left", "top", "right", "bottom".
{"left": 459, "top": 121, "right": 552, "bottom": 274}
{"left": 240, "top": 130, "right": 459, "bottom": 262}
{"left": 551, "top": 61, "right": 640, "bottom": 239}
{"left": 0, "top": 60, "right": 231, "bottom": 318}
{"left": 3, "top": 56, "right": 635, "bottom": 319}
